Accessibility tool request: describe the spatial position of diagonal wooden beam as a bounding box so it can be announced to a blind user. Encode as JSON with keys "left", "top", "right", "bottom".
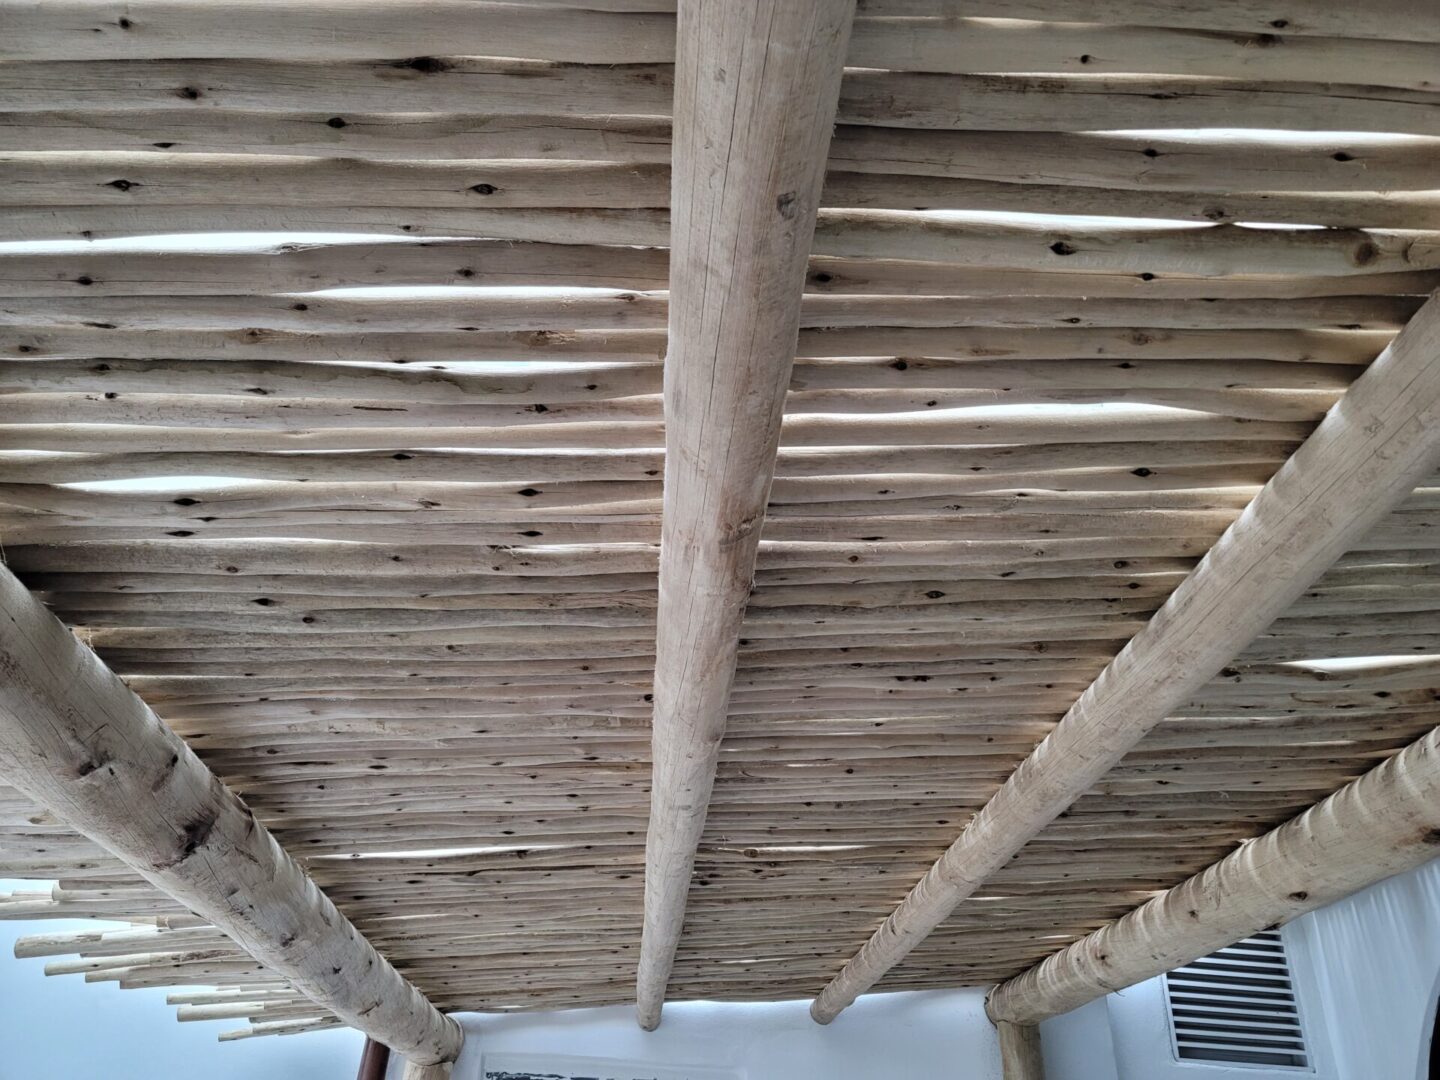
{"left": 810, "top": 290, "right": 1440, "bottom": 1023}
{"left": 0, "top": 564, "right": 463, "bottom": 1066}
{"left": 636, "top": 0, "right": 856, "bottom": 1031}
{"left": 986, "top": 721, "right": 1440, "bottom": 1026}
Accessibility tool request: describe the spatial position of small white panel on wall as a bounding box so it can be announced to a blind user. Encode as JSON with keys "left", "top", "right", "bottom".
{"left": 482, "top": 1053, "right": 744, "bottom": 1080}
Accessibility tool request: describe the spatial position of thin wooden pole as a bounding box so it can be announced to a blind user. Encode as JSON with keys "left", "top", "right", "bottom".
{"left": 0, "top": 564, "right": 462, "bottom": 1065}
{"left": 636, "top": 0, "right": 856, "bottom": 1031}
{"left": 810, "top": 290, "right": 1440, "bottom": 1023}
{"left": 987, "top": 723, "right": 1440, "bottom": 1025}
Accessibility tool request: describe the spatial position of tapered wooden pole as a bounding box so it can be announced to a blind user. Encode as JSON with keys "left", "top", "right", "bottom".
{"left": 996, "top": 1021, "right": 1045, "bottom": 1080}
{"left": 987, "top": 723, "right": 1440, "bottom": 1025}
{"left": 0, "top": 564, "right": 462, "bottom": 1065}
{"left": 636, "top": 0, "right": 855, "bottom": 1031}
{"left": 810, "top": 291, "right": 1440, "bottom": 1023}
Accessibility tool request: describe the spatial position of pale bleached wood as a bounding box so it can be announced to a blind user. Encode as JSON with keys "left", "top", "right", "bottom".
{"left": 4, "top": 324, "right": 1387, "bottom": 365}
{"left": 0, "top": 58, "right": 674, "bottom": 118}
{"left": 0, "top": 565, "right": 461, "bottom": 1064}
{"left": 828, "top": 128, "right": 1440, "bottom": 194}
{"left": 838, "top": 72, "right": 1440, "bottom": 136}
{"left": 16, "top": 153, "right": 1440, "bottom": 229}
{"left": 987, "top": 723, "right": 1440, "bottom": 1025}
{"left": 0, "top": 110, "right": 674, "bottom": 160}
{"left": 821, "top": 174, "right": 1440, "bottom": 230}
{"left": 4, "top": 63, "right": 1437, "bottom": 135}
{"left": 0, "top": 292, "right": 1415, "bottom": 333}
{"left": 0, "top": 355, "right": 1360, "bottom": 401}
{"left": 887, "top": 0, "right": 1440, "bottom": 42}
{"left": 996, "top": 1021, "right": 1045, "bottom": 1080}
{"left": 809, "top": 291, "right": 1440, "bottom": 1022}
{"left": 0, "top": 1, "right": 674, "bottom": 63}
{"left": 637, "top": 0, "right": 855, "bottom": 1032}
{"left": 7, "top": 5, "right": 1439, "bottom": 90}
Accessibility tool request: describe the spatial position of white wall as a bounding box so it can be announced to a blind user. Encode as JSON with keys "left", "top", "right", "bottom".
{"left": 389, "top": 989, "right": 1007, "bottom": 1080}
{"left": 1292, "top": 858, "right": 1440, "bottom": 1080}
{"left": 1040, "top": 998, "right": 1120, "bottom": 1080}
{"left": 1092, "top": 857, "right": 1440, "bottom": 1080}
{"left": 0, "top": 881, "right": 363, "bottom": 1080}
{"left": 1103, "top": 922, "right": 1339, "bottom": 1080}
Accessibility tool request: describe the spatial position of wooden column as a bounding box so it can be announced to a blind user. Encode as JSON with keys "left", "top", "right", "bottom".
{"left": 996, "top": 1021, "right": 1045, "bottom": 1080}
{"left": 636, "top": 0, "right": 855, "bottom": 1031}
{"left": 357, "top": 1038, "right": 392, "bottom": 1080}
{"left": 0, "top": 564, "right": 462, "bottom": 1065}
{"left": 987, "top": 723, "right": 1440, "bottom": 1025}
{"left": 809, "top": 290, "right": 1440, "bottom": 1023}
{"left": 401, "top": 1063, "right": 453, "bottom": 1080}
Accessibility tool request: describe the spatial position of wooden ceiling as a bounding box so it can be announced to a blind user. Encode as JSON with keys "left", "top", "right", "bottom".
{"left": 2, "top": 0, "right": 1440, "bottom": 1041}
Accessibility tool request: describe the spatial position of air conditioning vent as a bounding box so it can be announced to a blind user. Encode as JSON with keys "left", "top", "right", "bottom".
{"left": 1164, "top": 931, "right": 1311, "bottom": 1069}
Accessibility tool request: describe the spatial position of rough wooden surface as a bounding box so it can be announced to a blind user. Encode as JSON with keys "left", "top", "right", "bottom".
{"left": 0, "top": 566, "right": 460, "bottom": 1063}
{"left": 987, "top": 724, "right": 1440, "bottom": 1025}
{"left": 3, "top": 0, "right": 1440, "bottom": 1043}
{"left": 810, "top": 292, "right": 1440, "bottom": 1022}
{"left": 637, "top": 0, "right": 854, "bottom": 1031}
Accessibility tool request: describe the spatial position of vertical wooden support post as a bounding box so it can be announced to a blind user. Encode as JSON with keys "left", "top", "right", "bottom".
{"left": 996, "top": 1021, "right": 1045, "bottom": 1080}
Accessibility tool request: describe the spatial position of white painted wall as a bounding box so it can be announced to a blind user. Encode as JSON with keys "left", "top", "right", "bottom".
{"left": 0, "top": 878, "right": 363, "bottom": 1080}
{"left": 1040, "top": 998, "right": 1120, "bottom": 1080}
{"left": 1292, "top": 857, "right": 1440, "bottom": 1080}
{"left": 1090, "top": 857, "right": 1440, "bottom": 1080}
{"left": 386, "top": 989, "right": 1007, "bottom": 1080}
{"left": 1103, "top": 922, "right": 1339, "bottom": 1080}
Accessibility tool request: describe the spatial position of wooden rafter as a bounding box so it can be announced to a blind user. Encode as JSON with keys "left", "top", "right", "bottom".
{"left": 986, "top": 721, "right": 1440, "bottom": 1027}
{"left": 810, "top": 290, "right": 1440, "bottom": 1023}
{"left": 636, "top": 0, "right": 856, "bottom": 1031}
{"left": 0, "top": 564, "right": 462, "bottom": 1066}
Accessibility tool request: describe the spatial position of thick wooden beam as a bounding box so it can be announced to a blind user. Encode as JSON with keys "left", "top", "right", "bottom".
{"left": 996, "top": 1021, "right": 1045, "bottom": 1080}
{"left": 636, "top": 0, "right": 855, "bottom": 1031}
{"left": 987, "top": 723, "right": 1440, "bottom": 1025}
{"left": 0, "top": 565, "right": 462, "bottom": 1065}
{"left": 809, "top": 290, "right": 1440, "bottom": 1023}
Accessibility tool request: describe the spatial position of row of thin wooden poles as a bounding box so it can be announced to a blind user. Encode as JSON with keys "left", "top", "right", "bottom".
{"left": 4, "top": 0, "right": 1440, "bottom": 1051}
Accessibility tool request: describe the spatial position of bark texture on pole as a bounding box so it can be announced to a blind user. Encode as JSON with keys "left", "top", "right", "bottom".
{"left": 987, "top": 724, "right": 1440, "bottom": 1025}
{"left": 636, "top": 0, "right": 856, "bottom": 1031}
{"left": 0, "top": 565, "right": 462, "bottom": 1064}
{"left": 996, "top": 1021, "right": 1046, "bottom": 1080}
{"left": 810, "top": 290, "right": 1440, "bottom": 1023}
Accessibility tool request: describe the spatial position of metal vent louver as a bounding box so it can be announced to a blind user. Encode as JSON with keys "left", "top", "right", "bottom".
{"left": 1164, "top": 931, "right": 1311, "bottom": 1069}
